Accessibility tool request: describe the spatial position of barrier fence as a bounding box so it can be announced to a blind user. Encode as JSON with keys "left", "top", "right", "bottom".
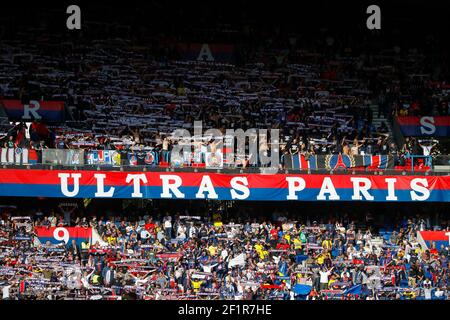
{"left": 0, "top": 148, "right": 38, "bottom": 165}
{"left": 0, "top": 148, "right": 441, "bottom": 173}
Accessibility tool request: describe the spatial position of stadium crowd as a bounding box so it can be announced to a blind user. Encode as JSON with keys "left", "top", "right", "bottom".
{"left": 1, "top": 16, "right": 448, "bottom": 165}
{"left": 1, "top": 205, "right": 449, "bottom": 300}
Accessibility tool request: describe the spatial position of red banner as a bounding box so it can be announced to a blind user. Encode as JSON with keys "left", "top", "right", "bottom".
{"left": 0, "top": 169, "right": 449, "bottom": 202}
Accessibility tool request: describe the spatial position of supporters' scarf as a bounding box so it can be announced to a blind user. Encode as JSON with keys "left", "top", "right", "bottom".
{"left": 19, "top": 280, "right": 27, "bottom": 294}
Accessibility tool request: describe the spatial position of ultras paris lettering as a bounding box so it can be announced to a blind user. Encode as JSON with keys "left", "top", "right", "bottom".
{"left": 52, "top": 171, "right": 435, "bottom": 202}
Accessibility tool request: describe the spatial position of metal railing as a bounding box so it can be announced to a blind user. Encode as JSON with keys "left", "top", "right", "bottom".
{"left": 0, "top": 148, "right": 447, "bottom": 175}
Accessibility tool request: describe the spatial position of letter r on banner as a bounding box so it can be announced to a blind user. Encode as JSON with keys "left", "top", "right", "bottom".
{"left": 23, "top": 100, "right": 42, "bottom": 120}
{"left": 351, "top": 177, "right": 374, "bottom": 201}
{"left": 160, "top": 175, "right": 185, "bottom": 198}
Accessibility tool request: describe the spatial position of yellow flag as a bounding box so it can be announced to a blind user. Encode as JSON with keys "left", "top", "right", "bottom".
{"left": 83, "top": 198, "right": 92, "bottom": 208}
